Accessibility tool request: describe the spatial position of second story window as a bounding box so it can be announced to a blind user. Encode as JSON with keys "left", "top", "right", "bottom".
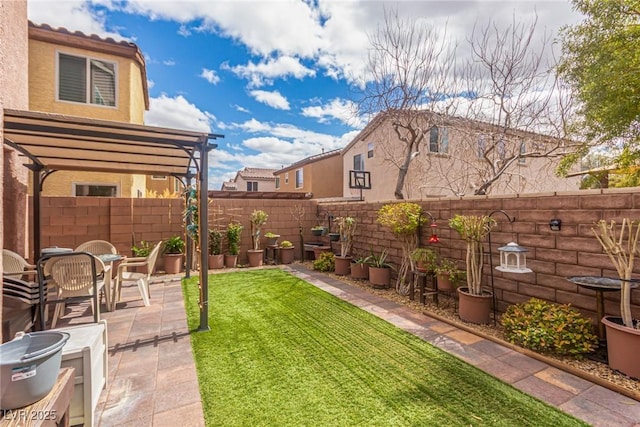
{"left": 429, "top": 126, "right": 448, "bottom": 154}
{"left": 477, "top": 135, "right": 486, "bottom": 159}
{"left": 275, "top": 176, "right": 280, "bottom": 189}
{"left": 285, "top": 172, "right": 289, "bottom": 184}
{"left": 247, "top": 181, "right": 258, "bottom": 192}
{"left": 367, "top": 142, "right": 374, "bottom": 158}
{"left": 58, "top": 53, "right": 116, "bottom": 107}
{"left": 295, "top": 169, "right": 303, "bottom": 188}
{"left": 353, "top": 154, "right": 364, "bottom": 171}
{"left": 519, "top": 141, "right": 527, "bottom": 164}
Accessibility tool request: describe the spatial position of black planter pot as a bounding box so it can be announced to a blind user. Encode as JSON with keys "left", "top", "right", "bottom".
{"left": 328, "top": 233, "right": 340, "bottom": 242}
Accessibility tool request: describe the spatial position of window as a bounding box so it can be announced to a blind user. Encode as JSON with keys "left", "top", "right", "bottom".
{"left": 519, "top": 141, "right": 527, "bottom": 164}
{"left": 353, "top": 154, "right": 364, "bottom": 171}
{"left": 367, "top": 142, "right": 374, "bottom": 158}
{"left": 151, "top": 175, "right": 167, "bottom": 180}
{"left": 285, "top": 172, "right": 289, "bottom": 184}
{"left": 174, "top": 178, "right": 181, "bottom": 193}
{"left": 295, "top": 169, "right": 303, "bottom": 188}
{"left": 429, "top": 126, "right": 448, "bottom": 154}
{"left": 74, "top": 184, "right": 118, "bottom": 197}
{"left": 498, "top": 137, "right": 506, "bottom": 160}
{"left": 58, "top": 53, "right": 116, "bottom": 106}
{"left": 247, "top": 181, "right": 258, "bottom": 192}
{"left": 275, "top": 176, "right": 280, "bottom": 189}
{"left": 477, "top": 135, "right": 486, "bottom": 158}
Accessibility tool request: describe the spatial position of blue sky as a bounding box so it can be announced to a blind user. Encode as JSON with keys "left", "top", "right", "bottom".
{"left": 27, "top": 0, "right": 582, "bottom": 190}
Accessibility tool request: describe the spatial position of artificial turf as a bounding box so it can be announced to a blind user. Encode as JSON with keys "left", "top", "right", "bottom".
{"left": 183, "top": 269, "right": 587, "bottom": 427}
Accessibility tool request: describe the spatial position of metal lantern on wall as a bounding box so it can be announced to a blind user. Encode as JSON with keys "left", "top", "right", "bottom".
{"left": 496, "top": 242, "right": 532, "bottom": 273}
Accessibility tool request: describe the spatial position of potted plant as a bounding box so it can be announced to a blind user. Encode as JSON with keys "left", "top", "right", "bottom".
{"left": 334, "top": 216, "right": 356, "bottom": 276}
{"left": 593, "top": 219, "right": 640, "bottom": 379}
{"left": 350, "top": 256, "right": 369, "bottom": 280}
{"left": 208, "top": 229, "right": 224, "bottom": 269}
{"left": 225, "top": 221, "right": 243, "bottom": 268}
{"left": 435, "top": 258, "right": 464, "bottom": 292}
{"left": 264, "top": 232, "right": 280, "bottom": 247}
{"left": 248, "top": 209, "right": 268, "bottom": 267}
{"left": 411, "top": 248, "right": 438, "bottom": 273}
{"left": 328, "top": 232, "right": 340, "bottom": 242}
{"left": 311, "top": 225, "right": 325, "bottom": 237}
{"left": 279, "top": 240, "right": 295, "bottom": 264}
{"left": 366, "top": 248, "right": 393, "bottom": 289}
{"left": 376, "top": 203, "right": 425, "bottom": 294}
{"left": 449, "top": 214, "right": 496, "bottom": 324}
{"left": 131, "top": 240, "right": 152, "bottom": 273}
{"left": 163, "top": 235, "right": 185, "bottom": 274}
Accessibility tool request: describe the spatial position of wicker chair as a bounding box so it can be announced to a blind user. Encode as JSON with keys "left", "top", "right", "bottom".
{"left": 115, "top": 241, "right": 162, "bottom": 308}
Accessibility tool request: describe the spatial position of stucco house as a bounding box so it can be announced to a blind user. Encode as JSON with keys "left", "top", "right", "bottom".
{"left": 342, "top": 111, "right": 579, "bottom": 201}
{"left": 274, "top": 149, "right": 343, "bottom": 199}
{"left": 28, "top": 21, "right": 179, "bottom": 197}
{"left": 223, "top": 167, "right": 277, "bottom": 192}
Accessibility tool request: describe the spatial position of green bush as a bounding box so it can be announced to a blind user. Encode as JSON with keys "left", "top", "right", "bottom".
{"left": 313, "top": 252, "right": 335, "bottom": 272}
{"left": 501, "top": 298, "right": 598, "bottom": 359}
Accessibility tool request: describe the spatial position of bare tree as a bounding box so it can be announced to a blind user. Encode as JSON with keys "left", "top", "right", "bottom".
{"left": 356, "top": 8, "right": 459, "bottom": 199}
{"left": 357, "top": 11, "right": 579, "bottom": 198}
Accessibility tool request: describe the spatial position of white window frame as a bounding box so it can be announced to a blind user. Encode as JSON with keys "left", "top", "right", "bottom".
{"left": 73, "top": 182, "right": 120, "bottom": 197}
{"left": 56, "top": 50, "right": 118, "bottom": 107}
{"left": 275, "top": 176, "right": 280, "bottom": 189}
{"left": 428, "top": 126, "right": 449, "bottom": 154}
{"left": 353, "top": 154, "right": 365, "bottom": 171}
{"left": 367, "top": 142, "right": 374, "bottom": 158}
{"left": 519, "top": 141, "right": 527, "bottom": 164}
{"left": 247, "top": 181, "right": 258, "bottom": 192}
{"left": 285, "top": 172, "right": 289, "bottom": 184}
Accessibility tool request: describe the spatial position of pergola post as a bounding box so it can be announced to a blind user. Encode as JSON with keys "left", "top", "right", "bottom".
{"left": 198, "top": 143, "right": 214, "bottom": 331}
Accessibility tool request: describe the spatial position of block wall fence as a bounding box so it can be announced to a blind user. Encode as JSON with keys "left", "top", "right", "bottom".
{"left": 30, "top": 188, "right": 640, "bottom": 323}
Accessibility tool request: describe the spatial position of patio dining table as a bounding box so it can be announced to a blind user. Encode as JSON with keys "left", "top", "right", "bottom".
{"left": 95, "top": 253, "right": 124, "bottom": 311}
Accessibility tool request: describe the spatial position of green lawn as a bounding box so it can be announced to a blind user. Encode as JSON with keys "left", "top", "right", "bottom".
{"left": 183, "top": 269, "right": 586, "bottom": 427}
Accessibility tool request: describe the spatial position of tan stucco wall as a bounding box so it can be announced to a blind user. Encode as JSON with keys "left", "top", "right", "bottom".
{"left": 28, "top": 38, "right": 145, "bottom": 123}
{"left": 235, "top": 176, "right": 276, "bottom": 192}
{"left": 343, "top": 117, "right": 580, "bottom": 201}
{"left": 28, "top": 33, "right": 152, "bottom": 196}
{"left": 145, "top": 175, "right": 181, "bottom": 196}
{"left": 309, "top": 156, "right": 343, "bottom": 198}
{"left": 1, "top": 0, "right": 30, "bottom": 261}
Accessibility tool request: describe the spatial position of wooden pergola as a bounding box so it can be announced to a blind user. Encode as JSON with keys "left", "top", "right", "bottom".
{"left": 2, "top": 108, "right": 222, "bottom": 331}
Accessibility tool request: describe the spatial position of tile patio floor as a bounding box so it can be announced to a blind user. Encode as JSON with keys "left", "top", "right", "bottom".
{"left": 55, "top": 265, "right": 640, "bottom": 426}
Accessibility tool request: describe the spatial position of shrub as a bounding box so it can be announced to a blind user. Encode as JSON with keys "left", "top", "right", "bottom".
{"left": 313, "top": 252, "right": 335, "bottom": 272}
{"left": 501, "top": 298, "right": 598, "bottom": 358}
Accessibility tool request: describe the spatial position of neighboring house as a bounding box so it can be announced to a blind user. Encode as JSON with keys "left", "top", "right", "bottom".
{"left": 342, "top": 111, "right": 579, "bottom": 201}
{"left": 220, "top": 180, "right": 237, "bottom": 191}
{"left": 27, "top": 22, "right": 179, "bottom": 197}
{"left": 274, "top": 149, "right": 343, "bottom": 199}
{"left": 224, "top": 167, "right": 277, "bottom": 192}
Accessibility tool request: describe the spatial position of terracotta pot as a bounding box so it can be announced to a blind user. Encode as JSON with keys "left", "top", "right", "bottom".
{"left": 457, "top": 287, "right": 492, "bottom": 324}
{"left": 164, "top": 253, "right": 183, "bottom": 274}
{"left": 334, "top": 256, "right": 352, "bottom": 276}
{"left": 279, "top": 247, "right": 295, "bottom": 264}
{"left": 208, "top": 254, "right": 224, "bottom": 270}
{"left": 369, "top": 266, "right": 391, "bottom": 289}
{"left": 224, "top": 254, "right": 238, "bottom": 268}
{"left": 312, "top": 246, "right": 331, "bottom": 260}
{"left": 350, "top": 263, "right": 369, "bottom": 280}
{"left": 437, "top": 274, "right": 455, "bottom": 291}
{"left": 602, "top": 316, "right": 640, "bottom": 379}
{"left": 247, "top": 249, "right": 264, "bottom": 267}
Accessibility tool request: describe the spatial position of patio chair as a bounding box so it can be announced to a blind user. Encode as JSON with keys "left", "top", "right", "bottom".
{"left": 114, "top": 241, "right": 162, "bottom": 308}
{"left": 3, "top": 249, "right": 37, "bottom": 280}
{"left": 2, "top": 276, "right": 40, "bottom": 341}
{"left": 44, "top": 252, "right": 107, "bottom": 328}
{"left": 75, "top": 240, "right": 117, "bottom": 255}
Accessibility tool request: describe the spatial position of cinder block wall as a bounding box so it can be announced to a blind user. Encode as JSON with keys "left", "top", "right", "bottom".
{"left": 32, "top": 188, "right": 640, "bottom": 323}
{"left": 318, "top": 188, "right": 640, "bottom": 323}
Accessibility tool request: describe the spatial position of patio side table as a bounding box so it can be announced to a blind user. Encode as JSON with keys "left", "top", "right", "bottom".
{"left": 409, "top": 270, "right": 438, "bottom": 305}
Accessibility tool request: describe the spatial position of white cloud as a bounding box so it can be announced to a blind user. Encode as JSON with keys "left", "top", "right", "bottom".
{"left": 249, "top": 90, "right": 290, "bottom": 110}
{"left": 222, "top": 56, "right": 315, "bottom": 88}
{"left": 163, "top": 59, "right": 176, "bottom": 66}
{"left": 234, "top": 105, "right": 250, "bottom": 114}
{"left": 200, "top": 68, "right": 221, "bottom": 85}
{"left": 301, "top": 98, "right": 362, "bottom": 127}
{"left": 144, "top": 94, "right": 214, "bottom": 133}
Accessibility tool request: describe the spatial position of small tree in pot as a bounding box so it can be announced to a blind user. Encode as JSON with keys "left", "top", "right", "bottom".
{"left": 163, "top": 235, "right": 185, "bottom": 274}
{"left": 208, "top": 229, "right": 224, "bottom": 269}
{"left": 248, "top": 209, "right": 268, "bottom": 267}
{"left": 334, "top": 216, "right": 356, "bottom": 275}
{"left": 593, "top": 218, "right": 640, "bottom": 378}
{"left": 225, "top": 222, "right": 243, "bottom": 268}
{"left": 449, "top": 214, "right": 496, "bottom": 324}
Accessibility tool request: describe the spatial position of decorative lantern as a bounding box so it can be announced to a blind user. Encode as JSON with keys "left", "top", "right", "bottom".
{"left": 496, "top": 242, "right": 531, "bottom": 273}
{"left": 428, "top": 222, "right": 439, "bottom": 244}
